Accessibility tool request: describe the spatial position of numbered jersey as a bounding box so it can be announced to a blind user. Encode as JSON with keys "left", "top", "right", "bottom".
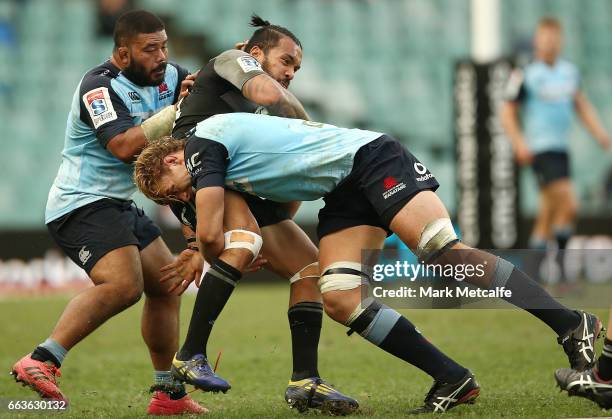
{"left": 185, "top": 113, "right": 383, "bottom": 202}
{"left": 45, "top": 60, "right": 188, "bottom": 223}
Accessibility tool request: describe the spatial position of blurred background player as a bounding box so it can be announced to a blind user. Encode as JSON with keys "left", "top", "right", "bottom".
{"left": 501, "top": 17, "right": 610, "bottom": 256}
{"left": 555, "top": 306, "right": 612, "bottom": 409}
{"left": 165, "top": 15, "right": 358, "bottom": 414}
{"left": 10, "top": 10, "right": 205, "bottom": 415}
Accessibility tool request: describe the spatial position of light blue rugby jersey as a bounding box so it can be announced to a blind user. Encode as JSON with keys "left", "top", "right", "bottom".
{"left": 45, "top": 61, "right": 188, "bottom": 223}
{"left": 188, "top": 113, "right": 383, "bottom": 202}
{"left": 505, "top": 59, "right": 580, "bottom": 153}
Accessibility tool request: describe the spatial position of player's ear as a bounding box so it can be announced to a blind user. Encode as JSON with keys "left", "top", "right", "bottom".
{"left": 117, "top": 46, "right": 130, "bottom": 66}
{"left": 163, "top": 154, "right": 178, "bottom": 166}
{"left": 248, "top": 45, "right": 264, "bottom": 62}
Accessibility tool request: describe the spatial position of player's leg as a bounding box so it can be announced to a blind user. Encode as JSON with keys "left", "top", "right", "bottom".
{"left": 318, "top": 225, "right": 478, "bottom": 414}
{"left": 259, "top": 219, "right": 358, "bottom": 415}
{"left": 530, "top": 187, "right": 553, "bottom": 250}
{"left": 555, "top": 306, "right": 612, "bottom": 409}
{"left": 11, "top": 201, "right": 149, "bottom": 401}
{"left": 260, "top": 220, "right": 322, "bottom": 379}
{"left": 172, "top": 191, "right": 257, "bottom": 393}
{"left": 388, "top": 190, "right": 601, "bottom": 370}
{"left": 548, "top": 178, "right": 577, "bottom": 250}
{"left": 139, "top": 232, "right": 208, "bottom": 415}
{"left": 544, "top": 153, "right": 576, "bottom": 251}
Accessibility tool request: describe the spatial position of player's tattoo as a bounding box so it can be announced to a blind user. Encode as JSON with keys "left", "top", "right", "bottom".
{"left": 268, "top": 89, "right": 310, "bottom": 121}
{"left": 243, "top": 76, "right": 309, "bottom": 120}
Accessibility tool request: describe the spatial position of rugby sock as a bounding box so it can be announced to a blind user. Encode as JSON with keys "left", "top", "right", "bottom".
{"left": 177, "top": 259, "right": 242, "bottom": 361}
{"left": 528, "top": 236, "right": 548, "bottom": 250}
{"left": 153, "top": 371, "right": 187, "bottom": 399}
{"left": 351, "top": 304, "right": 467, "bottom": 383}
{"left": 31, "top": 338, "right": 67, "bottom": 368}
{"left": 490, "top": 258, "right": 580, "bottom": 335}
{"left": 596, "top": 338, "right": 612, "bottom": 380}
{"left": 553, "top": 225, "right": 573, "bottom": 250}
{"left": 288, "top": 302, "right": 322, "bottom": 381}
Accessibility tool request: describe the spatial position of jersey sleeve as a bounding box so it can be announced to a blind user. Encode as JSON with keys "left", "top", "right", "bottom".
{"left": 171, "top": 62, "right": 191, "bottom": 104}
{"left": 504, "top": 68, "right": 526, "bottom": 103}
{"left": 184, "top": 136, "right": 230, "bottom": 190}
{"left": 212, "top": 49, "right": 266, "bottom": 90}
{"left": 79, "top": 73, "right": 134, "bottom": 148}
{"left": 79, "top": 75, "right": 134, "bottom": 147}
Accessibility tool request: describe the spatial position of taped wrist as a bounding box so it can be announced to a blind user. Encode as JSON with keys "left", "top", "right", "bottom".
{"left": 141, "top": 105, "right": 176, "bottom": 142}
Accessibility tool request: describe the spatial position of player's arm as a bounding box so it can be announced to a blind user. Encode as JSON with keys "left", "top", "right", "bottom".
{"left": 82, "top": 65, "right": 192, "bottom": 163}
{"left": 574, "top": 90, "right": 611, "bottom": 150}
{"left": 500, "top": 68, "right": 533, "bottom": 165}
{"left": 195, "top": 187, "right": 226, "bottom": 262}
{"left": 214, "top": 49, "right": 309, "bottom": 120}
{"left": 185, "top": 137, "right": 231, "bottom": 263}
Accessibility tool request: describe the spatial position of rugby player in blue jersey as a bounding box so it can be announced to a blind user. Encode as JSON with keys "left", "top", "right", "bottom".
{"left": 10, "top": 10, "right": 206, "bottom": 415}
{"left": 135, "top": 113, "right": 603, "bottom": 413}
{"left": 501, "top": 17, "right": 610, "bottom": 255}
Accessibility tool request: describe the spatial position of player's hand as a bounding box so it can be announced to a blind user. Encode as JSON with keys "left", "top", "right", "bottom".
{"left": 515, "top": 142, "right": 533, "bottom": 166}
{"left": 160, "top": 248, "right": 204, "bottom": 295}
{"left": 179, "top": 71, "right": 199, "bottom": 100}
{"left": 244, "top": 255, "right": 268, "bottom": 273}
{"left": 234, "top": 39, "right": 249, "bottom": 51}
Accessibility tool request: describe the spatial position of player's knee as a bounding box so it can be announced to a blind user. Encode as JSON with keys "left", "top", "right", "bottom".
{"left": 318, "top": 261, "right": 367, "bottom": 322}
{"left": 289, "top": 262, "right": 319, "bottom": 284}
{"left": 321, "top": 293, "right": 351, "bottom": 323}
{"left": 219, "top": 229, "right": 263, "bottom": 271}
{"left": 121, "top": 282, "right": 144, "bottom": 307}
{"left": 415, "top": 218, "right": 459, "bottom": 263}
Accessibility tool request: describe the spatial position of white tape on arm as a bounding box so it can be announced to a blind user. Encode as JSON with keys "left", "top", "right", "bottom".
{"left": 141, "top": 105, "right": 177, "bottom": 142}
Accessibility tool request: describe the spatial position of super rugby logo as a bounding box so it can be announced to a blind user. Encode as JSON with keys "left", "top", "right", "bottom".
{"left": 83, "top": 87, "right": 117, "bottom": 129}
{"left": 237, "top": 55, "right": 262, "bottom": 73}
{"left": 414, "top": 162, "right": 434, "bottom": 182}
{"left": 382, "top": 176, "right": 406, "bottom": 200}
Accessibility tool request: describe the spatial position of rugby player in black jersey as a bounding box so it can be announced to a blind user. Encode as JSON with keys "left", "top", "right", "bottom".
{"left": 162, "top": 15, "right": 357, "bottom": 415}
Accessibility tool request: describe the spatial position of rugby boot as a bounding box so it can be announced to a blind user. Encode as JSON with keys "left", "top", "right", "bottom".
{"left": 555, "top": 367, "right": 612, "bottom": 409}
{"left": 558, "top": 311, "right": 604, "bottom": 371}
{"left": 147, "top": 386, "right": 209, "bottom": 415}
{"left": 285, "top": 377, "right": 359, "bottom": 415}
{"left": 11, "top": 353, "right": 68, "bottom": 403}
{"left": 409, "top": 370, "right": 479, "bottom": 414}
{"left": 171, "top": 354, "right": 230, "bottom": 393}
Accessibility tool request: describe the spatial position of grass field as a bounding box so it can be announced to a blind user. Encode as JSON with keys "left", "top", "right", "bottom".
{"left": 0, "top": 283, "right": 609, "bottom": 418}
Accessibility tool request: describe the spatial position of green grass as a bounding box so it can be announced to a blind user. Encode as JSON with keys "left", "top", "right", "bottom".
{"left": 0, "top": 283, "right": 609, "bottom": 418}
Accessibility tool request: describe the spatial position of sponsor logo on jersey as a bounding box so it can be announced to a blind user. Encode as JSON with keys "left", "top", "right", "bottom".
{"left": 382, "top": 176, "right": 406, "bottom": 199}
{"left": 186, "top": 152, "right": 202, "bottom": 175}
{"left": 128, "top": 91, "right": 141, "bottom": 102}
{"left": 83, "top": 87, "right": 117, "bottom": 129}
{"left": 383, "top": 176, "right": 399, "bottom": 190}
{"left": 414, "top": 162, "right": 435, "bottom": 182}
{"left": 236, "top": 55, "right": 262, "bottom": 73}
{"left": 158, "top": 81, "right": 173, "bottom": 100}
